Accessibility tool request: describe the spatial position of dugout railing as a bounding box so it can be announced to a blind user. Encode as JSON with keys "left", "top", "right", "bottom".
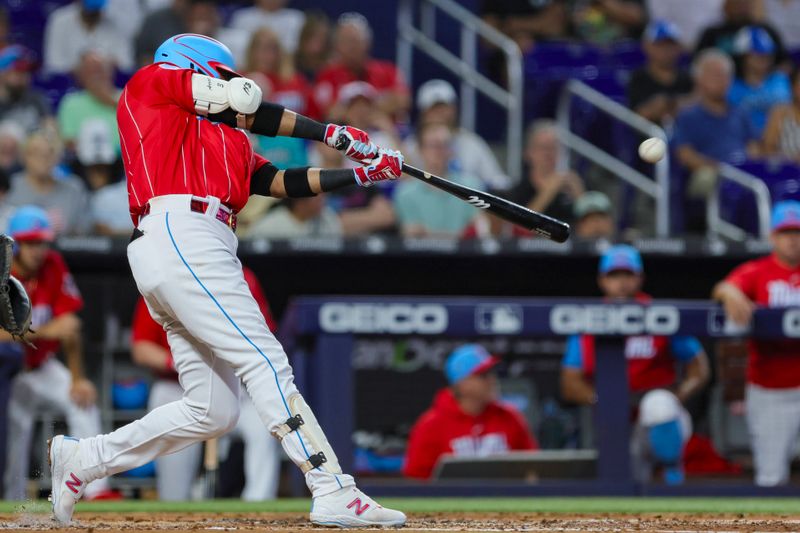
{"left": 280, "top": 296, "right": 800, "bottom": 497}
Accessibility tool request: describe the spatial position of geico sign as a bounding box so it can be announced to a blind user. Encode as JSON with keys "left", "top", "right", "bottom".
{"left": 782, "top": 309, "right": 800, "bottom": 337}
{"left": 319, "top": 303, "right": 448, "bottom": 334}
{"left": 550, "top": 305, "right": 679, "bottom": 335}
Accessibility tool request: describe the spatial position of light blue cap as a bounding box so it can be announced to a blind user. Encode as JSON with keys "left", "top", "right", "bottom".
{"left": 444, "top": 344, "right": 499, "bottom": 385}
{"left": 771, "top": 200, "right": 800, "bottom": 232}
{"left": 599, "top": 244, "right": 643, "bottom": 274}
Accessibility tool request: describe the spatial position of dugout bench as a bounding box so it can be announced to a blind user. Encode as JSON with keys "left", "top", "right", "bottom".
{"left": 280, "top": 296, "right": 800, "bottom": 497}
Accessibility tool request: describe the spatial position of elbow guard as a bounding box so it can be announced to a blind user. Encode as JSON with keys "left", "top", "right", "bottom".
{"left": 191, "top": 74, "right": 262, "bottom": 116}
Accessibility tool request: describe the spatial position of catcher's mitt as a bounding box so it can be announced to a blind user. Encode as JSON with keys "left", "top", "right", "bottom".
{"left": 0, "top": 235, "right": 32, "bottom": 340}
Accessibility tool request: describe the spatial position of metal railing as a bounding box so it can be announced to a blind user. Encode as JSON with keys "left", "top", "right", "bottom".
{"left": 397, "top": 0, "right": 523, "bottom": 176}
{"left": 556, "top": 80, "right": 670, "bottom": 237}
{"left": 708, "top": 163, "right": 771, "bottom": 240}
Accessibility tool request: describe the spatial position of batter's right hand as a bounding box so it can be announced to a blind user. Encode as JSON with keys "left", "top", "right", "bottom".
{"left": 723, "top": 289, "right": 755, "bottom": 326}
{"left": 353, "top": 149, "right": 404, "bottom": 187}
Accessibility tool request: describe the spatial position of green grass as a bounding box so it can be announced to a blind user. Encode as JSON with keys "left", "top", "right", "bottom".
{"left": 3, "top": 498, "right": 800, "bottom": 515}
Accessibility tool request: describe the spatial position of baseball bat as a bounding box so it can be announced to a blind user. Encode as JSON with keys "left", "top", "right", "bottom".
{"left": 333, "top": 134, "right": 570, "bottom": 242}
{"left": 203, "top": 437, "right": 218, "bottom": 499}
{"left": 402, "top": 163, "right": 571, "bottom": 243}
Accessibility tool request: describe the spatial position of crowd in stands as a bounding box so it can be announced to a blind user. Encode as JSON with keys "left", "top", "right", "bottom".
{"left": 0, "top": 0, "right": 797, "bottom": 240}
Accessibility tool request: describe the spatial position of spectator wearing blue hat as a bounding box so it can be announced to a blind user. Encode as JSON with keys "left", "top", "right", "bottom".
{"left": 728, "top": 26, "right": 791, "bottom": 137}
{"left": 0, "top": 46, "right": 51, "bottom": 136}
{"left": 714, "top": 200, "right": 800, "bottom": 485}
{"left": 561, "top": 244, "right": 710, "bottom": 485}
{"left": 628, "top": 20, "right": 693, "bottom": 126}
{"left": 695, "top": 0, "right": 786, "bottom": 65}
{"left": 404, "top": 344, "right": 537, "bottom": 479}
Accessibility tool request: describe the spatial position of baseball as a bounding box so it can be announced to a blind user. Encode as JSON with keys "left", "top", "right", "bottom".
{"left": 638, "top": 137, "right": 666, "bottom": 163}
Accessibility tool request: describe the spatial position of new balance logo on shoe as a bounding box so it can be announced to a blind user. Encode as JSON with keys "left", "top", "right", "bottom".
{"left": 347, "top": 498, "right": 370, "bottom": 516}
{"left": 65, "top": 473, "right": 83, "bottom": 494}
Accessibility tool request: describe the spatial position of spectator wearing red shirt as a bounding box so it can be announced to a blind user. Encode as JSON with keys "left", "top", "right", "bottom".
{"left": 244, "top": 27, "right": 319, "bottom": 120}
{"left": 243, "top": 26, "right": 317, "bottom": 173}
{"left": 713, "top": 200, "right": 800, "bottom": 486}
{"left": 314, "top": 13, "right": 410, "bottom": 120}
{"left": 561, "top": 245, "right": 710, "bottom": 485}
{"left": 404, "top": 344, "right": 537, "bottom": 479}
{"left": 131, "top": 266, "right": 280, "bottom": 501}
{"left": 2, "top": 206, "right": 114, "bottom": 500}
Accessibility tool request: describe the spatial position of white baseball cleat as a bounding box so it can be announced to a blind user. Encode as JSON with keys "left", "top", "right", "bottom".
{"left": 310, "top": 486, "right": 406, "bottom": 528}
{"left": 48, "top": 435, "right": 89, "bottom": 525}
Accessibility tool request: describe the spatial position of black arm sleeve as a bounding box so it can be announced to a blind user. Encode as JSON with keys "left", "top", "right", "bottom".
{"left": 284, "top": 167, "right": 314, "bottom": 197}
{"left": 250, "top": 162, "right": 280, "bottom": 196}
{"left": 319, "top": 169, "right": 356, "bottom": 192}
{"left": 250, "top": 102, "right": 285, "bottom": 137}
{"left": 291, "top": 114, "right": 327, "bottom": 142}
{"left": 284, "top": 168, "right": 355, "bottom": 196}
{"left": 250, "top": 165, "right": 356, "bottom": 198}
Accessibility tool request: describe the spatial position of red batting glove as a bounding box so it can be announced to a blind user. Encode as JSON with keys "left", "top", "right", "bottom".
{"left": 353, "top": 149, "right": 404, "bottom": 187}
{"left": 324, "top": 124, "right": 378, "bottom": 163}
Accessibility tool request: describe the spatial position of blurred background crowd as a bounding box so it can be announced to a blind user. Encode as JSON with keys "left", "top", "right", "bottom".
{"left": 2, "top": 0, "right": 800, "bottom": 241}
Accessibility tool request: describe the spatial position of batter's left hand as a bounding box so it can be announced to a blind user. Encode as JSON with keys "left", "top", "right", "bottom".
{"left": 325, "top": 124, "right": 378, "bottom": 164}
{"left": 70, "top": 377, "right": 97, "bottom": 408}
{"left": 354, "top": 149, "right": 404, "bottom": 187}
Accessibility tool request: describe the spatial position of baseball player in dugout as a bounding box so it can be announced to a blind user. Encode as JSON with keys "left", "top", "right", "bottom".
{"left": 47, "top": 34, "right": 406, "bottom": 528}
{"left": 131, "top": 267, "right": 281, "bottom": 501}
{"left": 3, "top": 206, "right": 116, "bottom": 501}
{"left": 403, "top": 344, "right": 538, "bottom": 479}
{"left": 560, "top": 245, "right": 711, "bottom": 485}
{"left": 713, "top": 200, "right": 800, "bottom": 486}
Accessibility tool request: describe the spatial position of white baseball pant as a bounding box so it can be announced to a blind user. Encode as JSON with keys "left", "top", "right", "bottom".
{"left": 4, "top": 357, "right": 110, "bottom": 499}
{"left": 147, "top": 380, "right": 201, "bottom": 501}
{"left": 746, "top": 383, "right": 800, "bottom": 486}
{"left": 148, "top": 379, "right": 281, "bottom": 500}
{"left": 79, "top": 195, "right": 352, "bottom": 497}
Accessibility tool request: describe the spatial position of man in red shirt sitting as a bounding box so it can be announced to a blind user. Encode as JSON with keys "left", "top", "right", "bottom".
{"left": 713, "top": 200, "right": 800, "bottom": 486}
{"left": 314, "top": 12, "right": 410, "bottom": 119}
{"left": 404, "top": 344, "right": 537, "bottom": 479}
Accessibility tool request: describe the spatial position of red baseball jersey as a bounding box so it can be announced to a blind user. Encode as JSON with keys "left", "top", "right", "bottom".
{"left": 562, "top": 294, "right": 702, "bottom": 392}
{"left": 313, "top": 60, "right": 409, "bottom": 113}
{"left": 403, "top": 388, "right": 537, "bottom": 479}
{"left": 725, "top": 254, "right": 800, "bottom": 388}
{"left": 13, "top": 250, "right": 83, "bottom": 369}
{"left": 131, "top": 267, "right": 276, "bottom": 379}
{"left": 118, "top": 63, "right": 271, "bottom": 223}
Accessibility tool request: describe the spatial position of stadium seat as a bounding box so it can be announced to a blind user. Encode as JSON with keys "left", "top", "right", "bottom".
{"left": 33, "top": 72, "right": 76, "bottom": 109}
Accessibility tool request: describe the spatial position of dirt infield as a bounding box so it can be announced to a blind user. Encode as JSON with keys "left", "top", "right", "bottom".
{"left": 2, "top": 512, "right": 800, "bottom": 532}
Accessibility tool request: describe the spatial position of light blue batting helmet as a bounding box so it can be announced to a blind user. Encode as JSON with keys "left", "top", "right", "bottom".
{"left": 153, "top": 34, "right": 239, "bottom": 79}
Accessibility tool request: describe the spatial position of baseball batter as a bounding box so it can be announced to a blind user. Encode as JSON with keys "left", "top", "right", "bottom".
{"left": 131, "top": 267, "right": 280, "bottom": 501}
{"left": 3, "top": 206, "right": 113, "bottom": 500}
{"left": 48, "top": 34, "right": 405, "bottom": 527}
